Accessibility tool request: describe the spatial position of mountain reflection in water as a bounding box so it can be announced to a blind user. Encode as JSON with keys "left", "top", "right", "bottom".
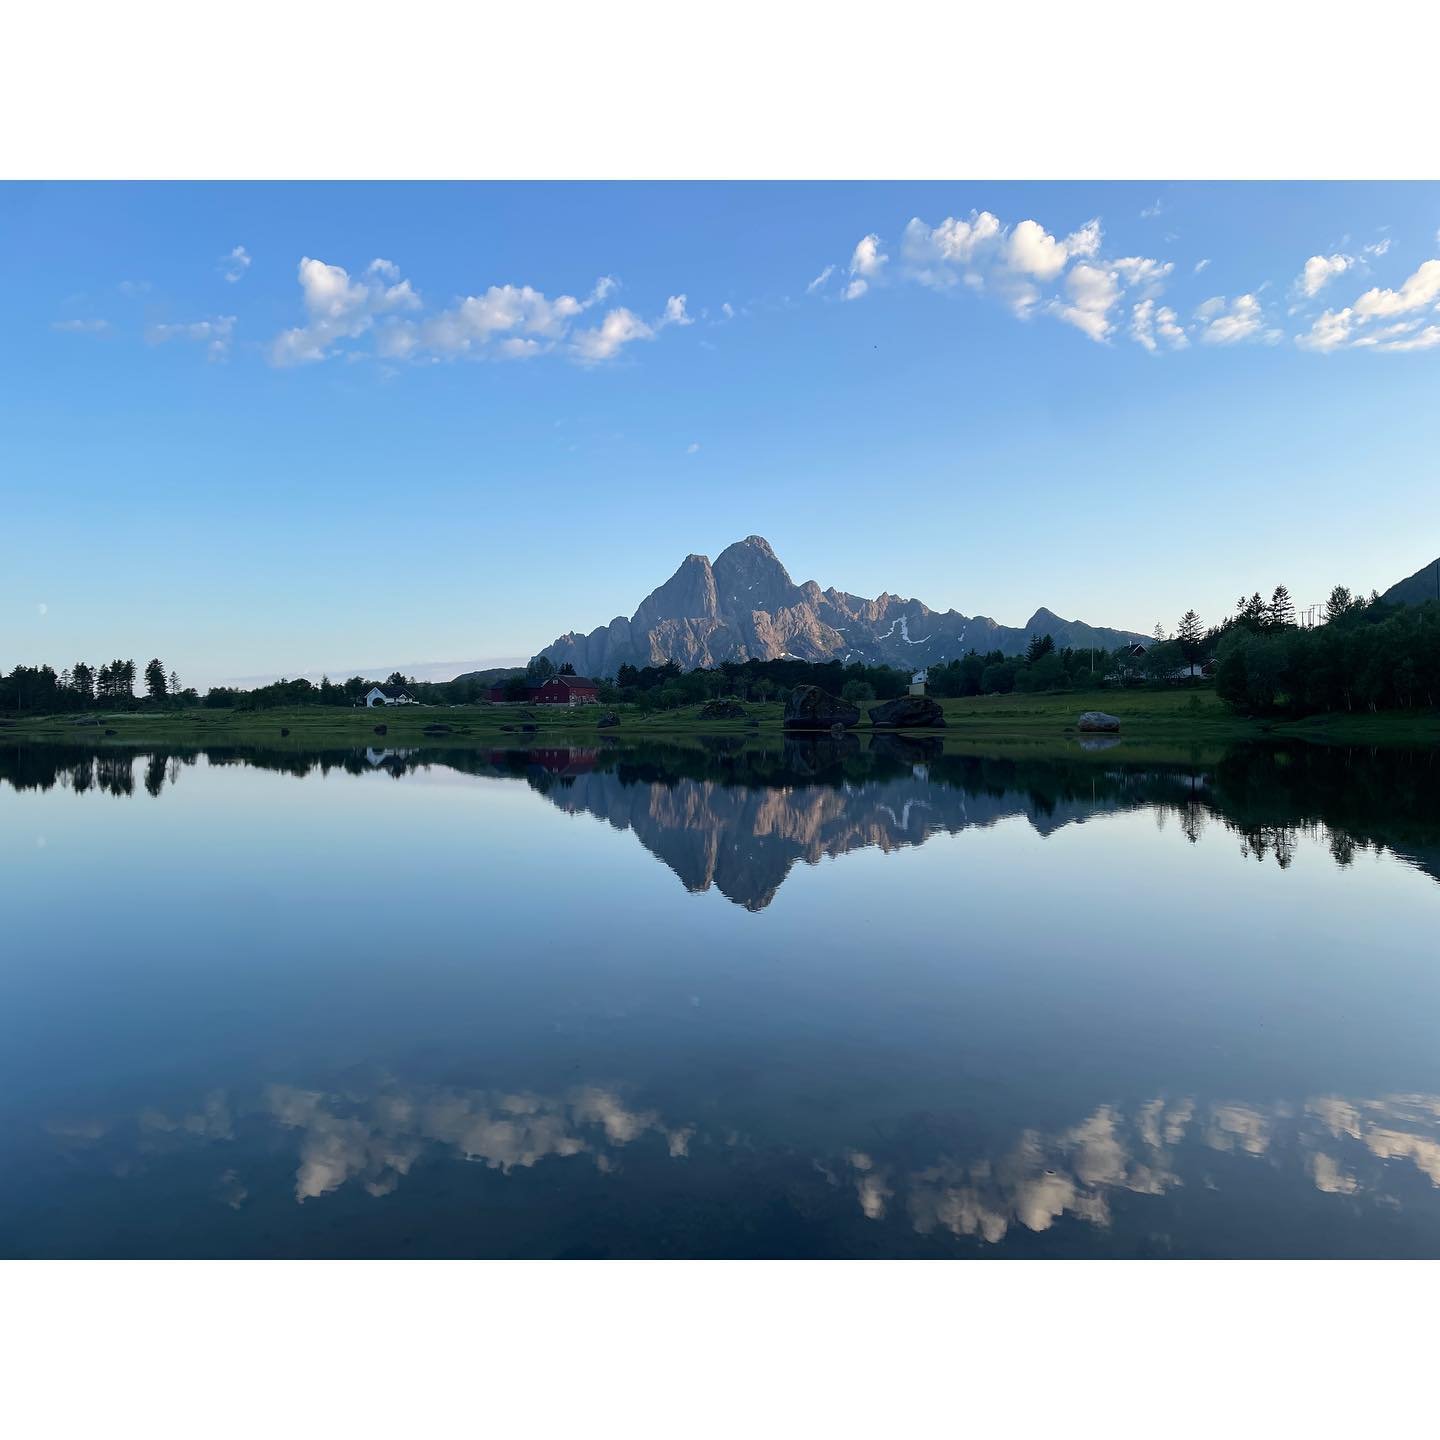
{"left": 6, "top": 735, "right": 1439, "bottom": 909}
{"left": 8, "top": 733, "right": 1440, "bottom": 1257}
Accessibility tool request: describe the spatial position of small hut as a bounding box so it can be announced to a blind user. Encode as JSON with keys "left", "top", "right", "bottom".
{"left": 909, "top": 668, "right": 928, "bottom": 697}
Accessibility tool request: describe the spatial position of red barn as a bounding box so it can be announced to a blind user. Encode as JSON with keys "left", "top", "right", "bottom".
{"left": 485, "top": 674, "right": 601, "bottom": 705}
{"left": 530, "top": 675, "right": 600, "bottom": 706}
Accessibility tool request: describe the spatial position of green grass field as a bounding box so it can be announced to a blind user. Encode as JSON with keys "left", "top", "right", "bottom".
{"left": 3, "top": 684, "right": 1436, "bottom": 758}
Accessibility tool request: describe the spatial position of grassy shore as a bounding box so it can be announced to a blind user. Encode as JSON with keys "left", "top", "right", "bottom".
{"left": 2, "top": 685, "right": 1436, "bottom": 756}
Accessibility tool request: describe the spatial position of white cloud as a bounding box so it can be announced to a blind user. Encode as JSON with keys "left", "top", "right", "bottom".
{"left": 222, "top": 245, "right": 251, "bottom": 283}
{"left": 1295, "top": 307, "right": 1354, "bottom": 352}
{"left": 686, "top": 441, "right": 700, "bottom": 454}
{"left": 1294, "top": 259, "right": 1440, "bottom": 353}
{"left": 1130, "top": 298, "right": 1188, "bottom": 352}
{"left": 570, "top": 306, "right": 654, "bottom": 363}
{"left": 1351, "top": 258, "right": 1440, "bottom": 319}
{"left": 850, "top": 232, "right": 888, "bottom": 279}
{"left": 660, "top": 294, "right": 692, "bottom": 327}
{"left": 1007, "top": 218, "right": 1072, "bottom": 281}
{"left": 275, "top": 259, "right": 678, "bottom": 368}
{"left": 1140, "top": 198, "right": 1164, "bottom": 219}
{"left": 51, "top": 317, "right": 109, "bottom": 334}
{"left": 271, "top": 257, "right": 420, "bottom": 365}
{"left": 36, "top": 601, "right": 48, "bottom": 616}
{"left": 1194, "top": 258, "right": 1211, "bottom": 274}
{"left": 1196, "top": 293, "right": 1268, "bottom": 345}
{"left": 147, "top": 315, "right": 236, "bottom": 360}
{"left": 1052, "top": 262, "right": 1122, "bottom": 342}
{"left": 1363, "top": 237, "right": 1391, "bottom": 257}
{"left": 1295, "top": 253, "right": 1353, "bottom": 299}
{"left": 806, "top": 264, "right": 835, "bottom": 294}
{"left": 1366, "top": 323, "right": 1440, "bottom": 352}
{"left": 842, "top": 234, "right": 888, "bottom": 301}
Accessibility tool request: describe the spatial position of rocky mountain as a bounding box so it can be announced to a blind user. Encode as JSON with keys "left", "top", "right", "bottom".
{"left": 1380, "top": 556, "right": 1440, "bottom": 608}
{"left": 536, "top": 535, "right": 1148, "bottom": 676}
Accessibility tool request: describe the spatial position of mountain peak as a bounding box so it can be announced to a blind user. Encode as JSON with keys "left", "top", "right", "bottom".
{"left": 536, "top": 538, "right": 1148, "bottom": 675}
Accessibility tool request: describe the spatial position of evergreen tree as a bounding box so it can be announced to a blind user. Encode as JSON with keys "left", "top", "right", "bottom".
{"left": 1324, "top": 585, "right": 1354, "bottom": 623}
{"left": 73, "top": 661, "right": 95, "bottom": 704}
{"left": 145, "top": 658, "right": 168, "bottom": 700}
{"left": 1025, "top": 633, "right": 1056, "bottom": 663}
{"left": 1269, "top": 586, "right": 1295, "bottom": 629}
{"left": 1176, "top": 610, "right": 1204, "bottom": 664}
{"left": 168, "top": 668, "right": 181, "bottom": 698}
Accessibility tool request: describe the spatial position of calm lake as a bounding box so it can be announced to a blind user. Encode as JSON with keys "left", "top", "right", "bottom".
{"left": 3, "top": 736, "right": 1440, "bottom": 1258}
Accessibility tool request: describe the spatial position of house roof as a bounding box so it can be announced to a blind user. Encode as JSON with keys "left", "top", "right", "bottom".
{"left": 539, "top": 674, "right": 598, "bottom": 688}
{"left": 370, "top": 683, "right": 413, "bottom": 698}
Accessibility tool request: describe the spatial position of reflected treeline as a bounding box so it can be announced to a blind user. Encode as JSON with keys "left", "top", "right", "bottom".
{"left": 6, "top": 737, "right": 1440, "bottom": 904}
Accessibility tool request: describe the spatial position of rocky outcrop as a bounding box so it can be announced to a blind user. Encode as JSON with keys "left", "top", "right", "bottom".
{"left": 784, "top": 685, "right": 860, "bottom": 731}
{"left": 1077, "top": 711, "right": 1121, "bottom": 732}
{"left": 867, "top": 696, "right": 946, "bottom": 729}
{"left": 534, "top": 535, "right": 1148, "bottom": 677}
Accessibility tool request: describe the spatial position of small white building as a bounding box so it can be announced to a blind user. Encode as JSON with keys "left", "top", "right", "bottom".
{"left": 909, "top": 668, "right": 928, "bottom": 697}
{"left": 362, "top": 684, "right": 417, "bottom": 707}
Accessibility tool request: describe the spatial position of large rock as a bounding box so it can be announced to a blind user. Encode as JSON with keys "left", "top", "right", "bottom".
{"left": 596, "top": 712, "right": 620, "bottom": 729}
{"left": 867, "top": 695, "right": 946, "bottom": 729}
{"left": 783, "top": 684, "right": 860, "bottom": 731}
{"left": 1077, "top": 710, "right": 1121, "bottom": 732}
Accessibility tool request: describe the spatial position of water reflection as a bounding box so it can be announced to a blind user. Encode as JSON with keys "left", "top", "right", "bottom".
{"left": 41, "top": 1076, "right": 1440, "bottom": 1252}
{"left": 7, "top": 737, "right": 1440, "bottom": 907}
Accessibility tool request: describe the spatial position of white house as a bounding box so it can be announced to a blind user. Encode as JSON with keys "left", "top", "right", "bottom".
{"left": 362, "top": 684, "right": 417, "bottom": 707}
{"left": 909, "top": 668, "right": 928, "bottom": 697}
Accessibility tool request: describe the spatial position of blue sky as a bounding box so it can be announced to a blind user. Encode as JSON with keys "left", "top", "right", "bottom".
{"left": 4, "top": 181, "right": 1439, "bottom": 685}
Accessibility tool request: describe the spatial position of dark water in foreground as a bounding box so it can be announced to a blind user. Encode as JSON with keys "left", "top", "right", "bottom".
{"left": 3, "top": 736, "right": 1440, "bottom": 1258}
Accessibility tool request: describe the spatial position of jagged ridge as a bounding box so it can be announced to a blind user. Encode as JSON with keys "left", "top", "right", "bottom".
{"left": 538, "top": 535, "right": 1148, "bottom": 676}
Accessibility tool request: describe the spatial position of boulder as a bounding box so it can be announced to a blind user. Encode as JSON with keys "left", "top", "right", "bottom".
{"left": 783, "top": 684, "right": 860, "bottom": 731}
{"left": 280, "top": 727, "right": 290, "bottom": 737}
{"left": 698, "top": 699, "right": 747, "bottom": 720}
{"left": 422, "top": 723, "right": 454, "bottom": 735}
{"left": 521, "top": 723, "right": 538, "bottom": 733}
{"left": 867, "top": 695, "right": 946, "bottom": 729}
{"left": 596, "top": 712, "right": 621, "bottom": 729}
{"left": 373, "top": 723, "right": 387, "bottom": 736}
{"left": 1077, "top": 711, "right": 1121, "bottom": 732}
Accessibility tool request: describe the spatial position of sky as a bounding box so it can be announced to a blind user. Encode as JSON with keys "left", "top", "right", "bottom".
{"left": 3, "top": 180, "right": 1439, "bottom": 687}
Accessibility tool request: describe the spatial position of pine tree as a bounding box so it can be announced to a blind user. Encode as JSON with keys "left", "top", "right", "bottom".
{"left": 1324, "top": 586, "right": 1354, "bottom": 623}
{"left": 1269, "top": 586, "right": 1295, "bottom": 629}
{"left": 168, "top": 668, "right": 180, "bottom": 698}
{"left": 1176, "top": 610, "right": 1204, "bottom": 664}
{"left": 73, "top": 661, "right": 95, "bottom": 704}
{"left": 145, "top": 658, "right": 168, "bottom": 700}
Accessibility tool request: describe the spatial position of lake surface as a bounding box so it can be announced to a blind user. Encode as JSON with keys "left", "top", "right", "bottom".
{"left": 4, "top": 735, "right": 1440, "bottom": 1258}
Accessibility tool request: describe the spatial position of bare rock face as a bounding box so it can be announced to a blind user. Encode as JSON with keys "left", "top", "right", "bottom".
{"left": 867, "top": 696, "right": 946, "bottom": 729}
{"left": 533, "top": 535, "right": 1149, "bottom": 678}
{"left": 784, "top": 684, "right": 860, "bottom": 731}
{"left": 1077, "top": 711, "right": 1122, "bottom": 732}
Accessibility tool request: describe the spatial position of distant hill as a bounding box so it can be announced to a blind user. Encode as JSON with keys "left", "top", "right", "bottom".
{"left": 1380, "top": 556, "right": 1440, "bottom": 608}
{"left": 536, "top": 535, "right": 1149, "bottom": 677}
{"left": 451, "top": 665, "right": 524, "bottom": 686}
